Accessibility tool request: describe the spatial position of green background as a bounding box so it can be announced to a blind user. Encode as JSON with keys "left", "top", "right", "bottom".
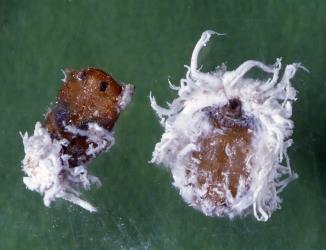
{"left": 0, "top": 0, "right": 325, "bottom": 249}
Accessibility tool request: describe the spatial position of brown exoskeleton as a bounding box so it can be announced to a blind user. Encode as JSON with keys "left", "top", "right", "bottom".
{"left": 45, "top": 68, "right": 134, "bottom": 167}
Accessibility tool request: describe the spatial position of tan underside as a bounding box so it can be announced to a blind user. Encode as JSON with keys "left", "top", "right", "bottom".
{"left": 192, "top": 123, "right": 252, "bottom": 206}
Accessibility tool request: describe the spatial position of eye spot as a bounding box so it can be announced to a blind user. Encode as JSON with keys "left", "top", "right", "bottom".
{"left": 77, "top": 71, "right": 87, "bottom": 81}
{"left": 100, "top": 82, "right": 108, "bottom": 92}
{"left": 229, "top": 98, "right": 241, "bottom": 110}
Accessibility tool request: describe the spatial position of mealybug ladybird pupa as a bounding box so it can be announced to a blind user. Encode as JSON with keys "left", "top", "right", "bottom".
{"left": 150, "top": 31, "right": 305, "bottom": 221}
{"left": 21, "top": 68, "right": 134, "bottom": 212}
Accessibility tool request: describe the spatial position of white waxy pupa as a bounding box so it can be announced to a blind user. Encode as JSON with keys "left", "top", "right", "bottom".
{"left": 150, "top": 30, "right": 305, "bottom": 221}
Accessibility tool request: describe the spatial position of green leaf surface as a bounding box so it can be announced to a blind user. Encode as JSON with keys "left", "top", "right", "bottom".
{"left": 0, "top": 0, "right": 325, "bottom": 249}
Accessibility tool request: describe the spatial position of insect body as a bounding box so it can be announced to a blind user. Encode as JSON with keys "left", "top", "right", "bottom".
{"left": 150, "top": 31, "right": 303, "bottom": 221}
{"left": 21, "top": 68, "right": 134, "bottom": 212}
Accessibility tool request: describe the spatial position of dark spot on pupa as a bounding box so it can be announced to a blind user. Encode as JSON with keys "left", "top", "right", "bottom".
{"left": 100, "top": 82, "right": 108, "bottom": 91}
{"left": 229, "top": 98, "right": 241, "bottom": 110}
{"left": 202, "top": 101, "right": 254, "bottom": 129}
{"left": 77, "top": 70, "right": 87, "bottom": 81}
{"left": 53, "top": 102, "right": 69, "bottom": 129}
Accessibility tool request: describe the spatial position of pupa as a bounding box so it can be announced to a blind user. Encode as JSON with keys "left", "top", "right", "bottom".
{"left": 150, "top": 31, "right": 305, "bottom": 221}
{"left": 21, "top": 68, "right": 134, "bottom": 212}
